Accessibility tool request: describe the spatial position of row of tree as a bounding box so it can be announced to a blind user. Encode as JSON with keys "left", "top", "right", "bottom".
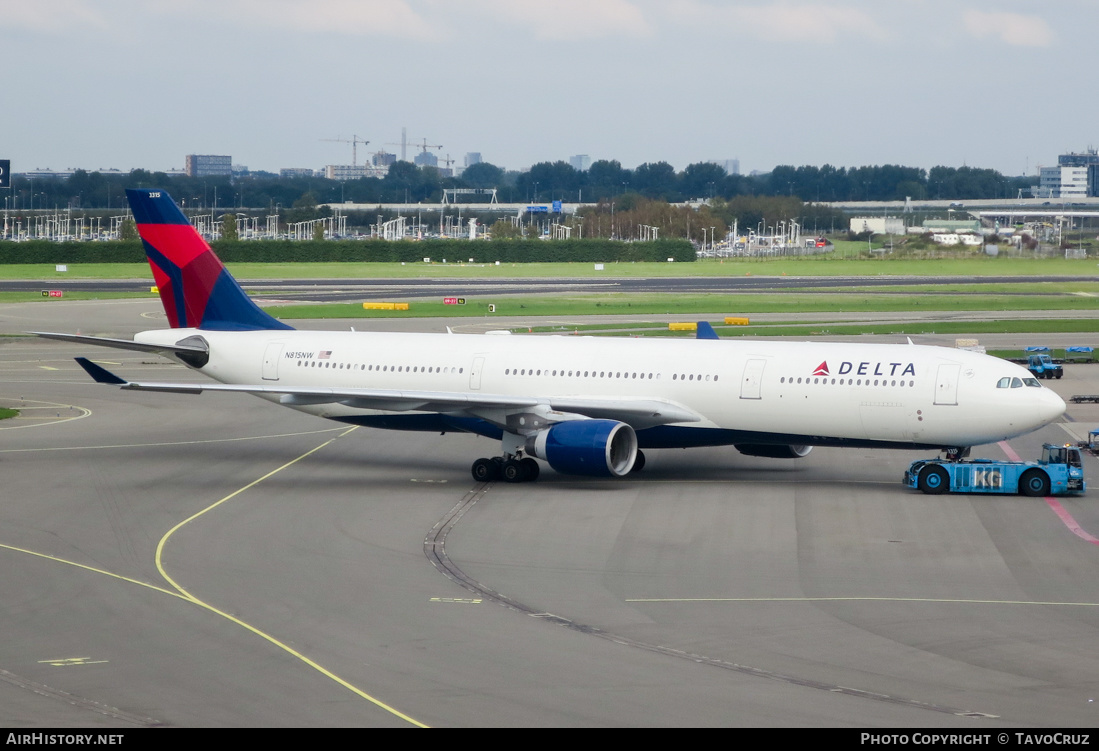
{"left": 5, "top": 159, "right": 1037, "bottom": 213}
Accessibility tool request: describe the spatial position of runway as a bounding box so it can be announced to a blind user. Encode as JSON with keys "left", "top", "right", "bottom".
{"left": 2, "top": 299, "right": 1099, "bottom": 727}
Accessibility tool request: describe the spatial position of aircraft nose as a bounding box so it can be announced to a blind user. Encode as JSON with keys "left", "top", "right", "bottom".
{"left": 1036, "top": 387, "right": 1066, "bottom": 426}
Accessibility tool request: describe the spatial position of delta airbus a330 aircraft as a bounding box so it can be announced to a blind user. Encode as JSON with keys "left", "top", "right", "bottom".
{"left": 37, "top": 189, "right": 1065, "bottom": 483}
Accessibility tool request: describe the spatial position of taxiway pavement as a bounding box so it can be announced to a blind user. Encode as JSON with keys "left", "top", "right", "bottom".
{"left": 1, "top": 299, "right": 1098, "bottom": 727}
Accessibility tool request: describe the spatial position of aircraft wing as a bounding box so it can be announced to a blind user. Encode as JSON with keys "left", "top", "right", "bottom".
{"left": 74, "top": 358, "right": 700, "bottom": 429}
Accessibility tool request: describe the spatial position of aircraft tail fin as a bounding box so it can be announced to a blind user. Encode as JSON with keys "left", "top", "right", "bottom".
{"left": 125, "top": 189, "right": 293, "bottom": 331}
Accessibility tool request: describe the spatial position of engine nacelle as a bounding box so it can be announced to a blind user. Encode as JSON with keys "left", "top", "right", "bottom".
{"left": 525, "top": 420, "right": 638, "bottom": 477}
{"left": 734, "top": 443, "right": 813, "bottom": 459}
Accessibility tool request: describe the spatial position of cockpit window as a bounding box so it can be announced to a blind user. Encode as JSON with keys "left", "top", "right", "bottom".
{"left": 999, "top": 376, "right": 1043, "bottom": 388}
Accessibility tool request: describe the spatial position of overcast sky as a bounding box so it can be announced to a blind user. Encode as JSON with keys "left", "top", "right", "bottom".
{"left": 2, "top": 1, "right": 1094, "bottom": 177}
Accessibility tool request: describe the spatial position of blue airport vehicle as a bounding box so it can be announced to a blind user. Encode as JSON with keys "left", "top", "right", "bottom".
{"left": 1027, "top": 353, "right": 1063, "bottom": 379}
{"left": 1078, "top": 429, "right": 1099, "bottom": 456}
{"left": 904, "top": 444, "right": 1086, "bottom": 497}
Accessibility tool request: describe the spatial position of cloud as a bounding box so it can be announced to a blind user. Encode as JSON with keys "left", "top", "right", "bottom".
{"left": 962, "top": 10, "right": 1054, "bottom": 47}
{"left": 666, "top": 1, "right": 888, "bottom": 43}
{"left": 461, "top": 0, "right": 653, "bottom": 40}
{"left": 155, "top": 0, "right": 436, "bottom": 40}
{"left": 0, "top": 0, "right": 110, "bottom": 32}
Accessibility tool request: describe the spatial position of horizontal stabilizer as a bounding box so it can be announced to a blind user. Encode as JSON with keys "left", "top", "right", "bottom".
{"left": 75, "top": 357, "right": 128, "bottom": 385}
{"left": 33, "top": 332, "right": 208, "bottom": 357}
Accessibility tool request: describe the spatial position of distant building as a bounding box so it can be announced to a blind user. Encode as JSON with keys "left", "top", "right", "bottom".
{"left": 325, "top": 164, "right": 388, "bottom": 180}
{"left": 711, "top": 159, "right": 740, "bottom": 175}
{"left": 921, "top": 218, "right": 981, "bottom": 233}
{"left": 569, "top": 154, "right": 590, "bottom": 171}
{"left": 325, "top": 165, "right": 367, "bottom": 181}
{"left": 414, "top": 151, "right": 438, "bottom": 168}
{"left": 850, "top": 216, "right": 905, "bottom": 234}
{"left": 930, "top": 233, "right": 983, "bottom": 246}
{"left": 464, "top": 152, "right": 482, "bottom": 168}
{"left": 1036, "top": 165, "right": 1088, "bottom": 199}
{"left": 21, "top": 168, "right": 75, "bottom": 179}
{"left": 280, "top": 168, "right": 316, "bottom": 178}
{"left": 185, "top": 154, "right": 232, "bottom": 178}
{"left": 373, "top": 151, "right": 396, "bottom": 167}
{"left": 1057, "top": 150, "right": 1099, "bottom": 197}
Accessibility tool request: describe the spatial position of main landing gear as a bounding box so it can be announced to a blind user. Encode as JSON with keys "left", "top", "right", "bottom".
{"left": 471, "top": 455, "right": 540, "bottom": 483}
{"left": 470, "top": 450, "right": 646, "bottom": 483}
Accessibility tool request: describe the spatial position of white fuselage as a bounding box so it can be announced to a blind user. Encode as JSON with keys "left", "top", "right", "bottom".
{"left": 134, "top": 327, "right": 1066, "bottom": 450}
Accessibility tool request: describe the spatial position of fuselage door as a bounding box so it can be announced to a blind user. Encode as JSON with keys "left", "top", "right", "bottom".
{"left": 934, "top": 363, "right": 961, "bottom": 405}
{"left": 469, "top": 356, "right": 485, "bottom": 390}
{"left": 262, "top": 342, "right": 283, "bottom": 381}
{"left": 740, "top": 358, "right": 766, "bottom": 400}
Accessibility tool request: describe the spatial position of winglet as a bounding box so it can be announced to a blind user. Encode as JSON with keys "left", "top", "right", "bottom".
{"left": 696, "top": 321, "right": 720, "bottom": 340}
{"left": 75, "top": 357, "right": 128, "bottom": 385}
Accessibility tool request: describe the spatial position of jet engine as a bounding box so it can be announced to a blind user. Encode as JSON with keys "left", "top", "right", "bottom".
{"left": 734, "top": 444, "right": 813, "bottom": 459}
{"left": 525, "top": 420, "right": 638, "bottom": 477}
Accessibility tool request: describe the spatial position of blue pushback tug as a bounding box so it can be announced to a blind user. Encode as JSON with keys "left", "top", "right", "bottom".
{"left": 904, "top": 444, "right": 1086, "bottom": 496}
{"left": 1027, "top": 353, "right": 1063, "bottom": 380}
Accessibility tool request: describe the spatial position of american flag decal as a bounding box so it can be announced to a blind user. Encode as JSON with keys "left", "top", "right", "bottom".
{"left": 318, "top": 350, "right": 332, "bottom": 360}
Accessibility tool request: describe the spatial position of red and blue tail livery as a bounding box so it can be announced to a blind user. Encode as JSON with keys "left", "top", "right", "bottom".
{"left": 126, "top": 189, "right": 292, "bottom": 331}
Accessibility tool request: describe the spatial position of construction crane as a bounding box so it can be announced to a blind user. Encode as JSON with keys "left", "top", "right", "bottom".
{"left": 387, "top": 136, "right": 443, "bottom": 161}
{"left": 321, "top": 134, "right": 370, "bottom": 167}
{"left": 412, "top": 138, "right": 443, "bottom": 155}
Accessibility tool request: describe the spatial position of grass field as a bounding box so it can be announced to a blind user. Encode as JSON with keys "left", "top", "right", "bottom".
{"left": 0, "top": 291, "right": 155, "bottom": 303}
{"left": 267, "top": 291, "right": 1099, "bottom": 320}
{"left": 562, "top": 319, "right": 1099, "bottom": 338}
{"left": 3, "top": 256, "right": 1096, "bottom": 339}
{"left": 0, "top": 255, "right": 1096, "bottom": 280}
